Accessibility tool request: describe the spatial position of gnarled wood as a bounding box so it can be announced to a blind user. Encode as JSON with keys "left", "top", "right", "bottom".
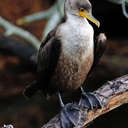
{"left": 41, "top": 74, "right": 128, "bottom": 128}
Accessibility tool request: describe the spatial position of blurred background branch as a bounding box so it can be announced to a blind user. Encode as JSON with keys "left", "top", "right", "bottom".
{"left": 0, "top": 16, "right": 40, "bottom": 50}
{"left": 16, "top": 0, "right": 128, "bottom": 42}
{"left": 108, "top": 0, "right": 128, "bottom": 18}
{"left": 0, "top": 0, "right": 128, "bottom": 128}
{"left": 17, "top": 0, "right": 64, "bottom": 41}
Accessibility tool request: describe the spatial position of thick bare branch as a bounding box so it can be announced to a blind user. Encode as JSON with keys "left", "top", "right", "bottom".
{"left": 108, "top": 0, "right": 128, "bottom": 18}
{"left": 41, "top": 74, "right": 128, "bottom": 128}
{"left": 16, "top": 0, "right": 64, "bottom": 41}
{"left": 0, "top": 16, "right": 40, "bottom": 50}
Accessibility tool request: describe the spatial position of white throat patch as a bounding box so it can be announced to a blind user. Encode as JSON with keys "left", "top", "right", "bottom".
{"left": 57, "top": 13, "right": 94, "bottom": 63}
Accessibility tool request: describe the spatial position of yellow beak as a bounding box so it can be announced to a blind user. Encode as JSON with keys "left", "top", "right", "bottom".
{"left": 78, "top": 10, "right": 100, "bottom": 27}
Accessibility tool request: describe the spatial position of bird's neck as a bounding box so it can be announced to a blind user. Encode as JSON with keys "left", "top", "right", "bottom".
{"left": 65, "top": 12, "right": 88, "bottom": 25}
{"left": 58, "top": 12, "right": 94, "bottom": 63}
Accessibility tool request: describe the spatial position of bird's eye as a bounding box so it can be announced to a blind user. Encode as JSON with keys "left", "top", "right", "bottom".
{"left": 79, "top": 8, "right": 85, "bottom": 12}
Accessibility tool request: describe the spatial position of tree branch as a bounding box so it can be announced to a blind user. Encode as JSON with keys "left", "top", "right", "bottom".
{"left": 41, "top": 74, "right": 128, "bottom": 128}
{"left": 121, "top": 0, "right": 128, "bottom": 18}
{"left": 0, "top": 35, "right": 37, "bottom": 71}
{"left": 0, "top": 16, "right": 40, "bottom": 50}
{"left": 16, "top": 0, "right": 64, "bottom": 41}
{"left": 108, "top": 0, "right": 128, "bottom": 18}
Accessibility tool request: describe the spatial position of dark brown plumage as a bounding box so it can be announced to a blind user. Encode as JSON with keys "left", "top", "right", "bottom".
{"left": 24, "top": 31, "right": 106, "bottom": 98}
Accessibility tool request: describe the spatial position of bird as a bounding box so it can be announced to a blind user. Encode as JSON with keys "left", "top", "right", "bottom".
{"left": 24, "top": 0, "right": 106, "bottom": 127}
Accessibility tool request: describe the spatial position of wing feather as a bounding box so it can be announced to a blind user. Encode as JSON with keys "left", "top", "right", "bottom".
{"left": 24, "top": 29, "right": 61, "bottom": 97}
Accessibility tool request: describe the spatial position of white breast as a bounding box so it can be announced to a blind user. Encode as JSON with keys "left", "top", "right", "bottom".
{"left": 57, "top": 14, "right": 94, "bottom": 63}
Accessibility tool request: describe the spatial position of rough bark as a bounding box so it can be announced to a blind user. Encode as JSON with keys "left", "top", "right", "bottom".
{"left": 41, "top": 74, "right": 128, "bottom": 128}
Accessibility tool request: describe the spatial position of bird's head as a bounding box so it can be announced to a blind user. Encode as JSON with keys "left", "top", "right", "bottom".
{"left": 65, "top": 0, "right": 100, "bottom": 27}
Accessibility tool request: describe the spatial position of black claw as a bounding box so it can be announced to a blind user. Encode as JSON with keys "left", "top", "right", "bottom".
{"left": 79, "top": 88, "right": 102, "bottom": 109}
{"left": 60, "top": 103, "right": 80, "bottom": 128}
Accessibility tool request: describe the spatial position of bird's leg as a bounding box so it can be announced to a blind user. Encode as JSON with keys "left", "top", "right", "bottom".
{"left": 58, "top": 92, "right": 80, "bottom": 128}
{"left": 79, "top": 87, "right": 102, "bottom": 109}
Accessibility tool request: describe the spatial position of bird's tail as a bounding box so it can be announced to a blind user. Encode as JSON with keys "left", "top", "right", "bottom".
{"left": 23, "top": 80, "right": 40, "bottom": 99}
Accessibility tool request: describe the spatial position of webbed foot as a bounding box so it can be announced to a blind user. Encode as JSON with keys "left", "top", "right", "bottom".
{"left": 58, "top": 93, "right": 80, "bottom": 128}
{"left": 60, "top": 103, "right": 80, "bottom": 128}
{"left": 79, "top": 87, "right": 102, "bottom": 109}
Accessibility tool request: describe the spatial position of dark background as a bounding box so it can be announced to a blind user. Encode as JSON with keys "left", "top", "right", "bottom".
{"left": 0, "top": 0, "right": 128, "bottom": 128}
